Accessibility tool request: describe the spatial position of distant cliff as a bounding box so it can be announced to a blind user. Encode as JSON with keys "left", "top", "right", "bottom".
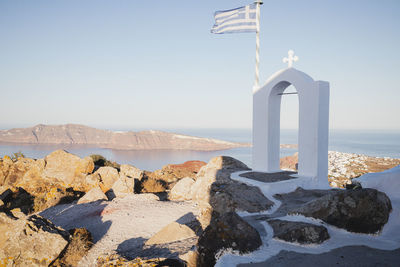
{"left": 0, "top": 124, "right": 249, "bottom": 151}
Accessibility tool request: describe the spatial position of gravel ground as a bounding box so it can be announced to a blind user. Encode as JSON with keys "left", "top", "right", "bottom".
{"left": 39, "top": 193, "right": 200, "bottom": 266}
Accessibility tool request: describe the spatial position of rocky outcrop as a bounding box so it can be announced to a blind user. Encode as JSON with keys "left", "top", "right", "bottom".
{"left": 77, "top": 187, "right": 108, "bottom": 204}
{"left": 197, "top": 212, "right": 262, "bottom": 267}
{"left": 42, "top": 150, "right": 94, "bottom": 185}
{"left": 111, "top": 174, "right": 136, "bottom": 198}
{"left": 0, "top": 213, "right": 69, "bottom": 266}
{"left": 267, "top": 219, "right": 330, "bottom": 244}
{"left": 209, "top": 182, "right": 274, "bottom": 214}
{"left": 293, "top": 188, "right": 392, "bottom": 233}
{"left": 191, "top": 156, "right": 273, "bottom": 213}
{"left": 120, "top": 164, "right": 143, "bottom": 180}
{"left": 95, "top": 166, "right": 119, "bottom": 192}
{"left": 169, "top": 177, "right": 195, "bottom": 201}
{"left": 0, "top": 124, "right": 249, "bottom": 151}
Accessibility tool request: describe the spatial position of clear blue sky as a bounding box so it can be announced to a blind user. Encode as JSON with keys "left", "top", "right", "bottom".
{"left": 1, "top": 0, "right": 399, "bottom": 130}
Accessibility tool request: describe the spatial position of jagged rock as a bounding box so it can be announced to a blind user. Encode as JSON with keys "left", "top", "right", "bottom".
{"left": 0, "top": 179, "right": 84, "bottom": 215}
{"left": 267, "top": 219, "right": 330, "bottom": 244}
{"left": 169, "top": 177, "right": 195, "bottom": 201}
{"left": 210, "top": 182, "right": 274, "bottom": 213}
{"left": 0, "top": 213, "right": 69, "bottom": 266}
{"left": 77, "top": 187, "right": 108, "bottom": 204}
{"left": 92, "top": 166, "right": 119, "bottom": 192}
{"left": 152, "top": 161, "right": 207, "bottom": 183}
{"left": 42, "top": 150, "right": 94, "bottom": 185}
{"left": 0, "top": 157, "right": 42, "bottom": 187}
{"left": 197, "top": 156, "right": 250, "bottom": 178}
{"left": 120, "top": 164, "right": 143, "bottom": 180}
{"left": 111, "top": 174, "right": 136, "bottom": 198}
{"left": 293, "top": 188, "right": 392, "bottom": 233}
{"left": 145, "top": 221, "right": 197, "bottom": 246}
{"left": 191, "top": 156, "right": 251, "bottom": 209}
{"left": 197, "top": 212, "right": 262, "bottom": 267}
{"left": 191, "top": 156, "right": 272, "bottom": 214}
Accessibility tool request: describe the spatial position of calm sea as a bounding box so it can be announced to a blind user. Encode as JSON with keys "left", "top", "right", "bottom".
{"left": 0, "top": 129, "right": 399, "bottom": 171}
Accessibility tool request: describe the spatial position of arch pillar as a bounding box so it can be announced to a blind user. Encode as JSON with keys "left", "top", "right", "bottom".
{"left": 252, "top": 68, "right": 329, "bottom": 184}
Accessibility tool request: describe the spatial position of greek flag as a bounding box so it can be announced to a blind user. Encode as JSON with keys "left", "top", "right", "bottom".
{"left": 211, "top": 4, "right": 257, "bottom": 34}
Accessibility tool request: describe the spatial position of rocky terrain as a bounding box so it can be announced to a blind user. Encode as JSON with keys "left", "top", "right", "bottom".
{"left": 0, "top": 124, "right": 249, "bottom": 151}
{"left": 280, "top": 151, "right": 400, "bottom": 188}
{"left": 0, "top": 151, "right": 399, "bottom": 266}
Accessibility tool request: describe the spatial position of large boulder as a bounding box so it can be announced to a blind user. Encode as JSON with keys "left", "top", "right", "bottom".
{"left": 42, "top": 150, "right": 94, "bottom": 185}
{"left": 77, "top": 186, "right": 108, "bottom": 204}
{"left": 87, "top": 166, "right": 119, "bottom": 193}
{"left": 169, "top": 177, "right": 195, "bottom": 201}
{"left": 197, "top": 212, "right": 262, "bottom": 267}
{"left": 191, "top": 156, "right": 272, "bottom": 214}
{"left": 293, "top": 188, "right": 392, "bottom": 233}
{"left": 191, "top": 156, "right": 251, "bottom": 209}
{"left": 0, "top": 157, "right": 43, "bottom": 187}
{"left": 267, "top": 219, "right": 330, "bottom": 244}
{"left": 0, "top": 156, "right": 84, "bottom": 214}
{"left": 0, "top": 213, "right": 69, "bottom": 266}
{"left": 210, "top": 182, "right": 274, "bottom": 214}
{"left": 120, "top": 164, "right": 143, "bottom": 180}
{"left": 111, "top": 174, "right": 136, "bottom": 198}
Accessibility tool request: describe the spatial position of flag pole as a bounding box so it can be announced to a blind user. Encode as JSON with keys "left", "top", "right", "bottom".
{"left": 253, "top": 0, "right": 263, "bottom": 91}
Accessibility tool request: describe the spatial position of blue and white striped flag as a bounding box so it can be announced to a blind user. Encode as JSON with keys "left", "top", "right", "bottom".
{"left": 211, "top": 4, "right": 257, "bottom": 34}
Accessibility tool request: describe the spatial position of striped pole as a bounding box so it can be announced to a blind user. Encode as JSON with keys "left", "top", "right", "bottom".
{"left": 253, "top": 0, "right": 263, "bottom": 92}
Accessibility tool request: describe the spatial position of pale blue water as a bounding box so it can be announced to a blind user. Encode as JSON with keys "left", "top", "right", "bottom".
{"left": 0, "top": 129, "right": 399, "bottom": 171}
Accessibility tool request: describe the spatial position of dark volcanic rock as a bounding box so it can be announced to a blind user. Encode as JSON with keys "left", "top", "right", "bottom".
{"left": 210, "top": 182, "right": 274, "bottom": 213}
{"left": 197, "top": 212, "right": 262, "bottom": 267}
{"left": 268, "top": 219, "right": 330, "bottom": 244}
{"left": 293, "top": 188, "right": 392, "bottom": 233}
{"left": 272, "top": 187, "right": 335, "bottom": 218}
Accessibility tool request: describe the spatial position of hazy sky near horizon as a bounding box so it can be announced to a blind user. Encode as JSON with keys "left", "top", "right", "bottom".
{"left": 1, "top": 0, "right": 399, "bottom": 130}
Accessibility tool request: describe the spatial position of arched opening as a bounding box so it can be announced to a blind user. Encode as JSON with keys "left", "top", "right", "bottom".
{"left": 253, "top": 68, "right": 329, "bottom": 185}
{"left": 279, "top": 85, "right": 299, "bottom": 169}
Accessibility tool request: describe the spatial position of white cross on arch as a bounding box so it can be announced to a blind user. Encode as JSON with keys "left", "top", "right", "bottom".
{"left": 283, "top": 50, "right": 299, "bottom": 68}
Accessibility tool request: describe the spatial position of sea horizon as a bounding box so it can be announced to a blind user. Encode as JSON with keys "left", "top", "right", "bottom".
{"left": 0, "top": 127, "right": 399, "bottom": 171}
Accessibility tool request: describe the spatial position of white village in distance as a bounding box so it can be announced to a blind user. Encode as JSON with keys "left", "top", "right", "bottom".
{"left": 1, "top": 1, "right": 400, "bottom": 267}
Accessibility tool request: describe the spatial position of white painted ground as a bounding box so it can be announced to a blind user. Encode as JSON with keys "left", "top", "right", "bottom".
{"left": 216, "top": 167, "right": 400, "bottom": 266}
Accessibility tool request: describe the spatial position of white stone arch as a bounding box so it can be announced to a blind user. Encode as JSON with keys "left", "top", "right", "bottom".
{"left": 252, "top": 67, "right": 330, "bottom": 183}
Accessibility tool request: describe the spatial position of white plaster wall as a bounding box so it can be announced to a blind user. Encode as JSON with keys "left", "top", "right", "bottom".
{"left": 252, "top": 68, "right": 329, "bottom": 184}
